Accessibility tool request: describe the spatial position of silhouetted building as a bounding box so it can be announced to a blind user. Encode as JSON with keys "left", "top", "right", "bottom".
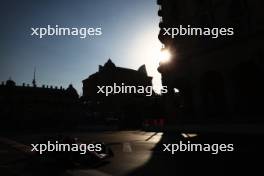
{"left": 82, "top": 59, "right": 152, "bottom": 98}
{"left": 157, "top": 0, "right": 264, "bottom": 123}
{"left": 0, "top": 78, "right": 81, "bottom": 130}
{"left": 82, "top": 59, "right": 156, "bottom": 128}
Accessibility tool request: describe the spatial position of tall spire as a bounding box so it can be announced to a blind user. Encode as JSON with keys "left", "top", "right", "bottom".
{"left": 32, "top": 67, "right": 36, "bottom": 87}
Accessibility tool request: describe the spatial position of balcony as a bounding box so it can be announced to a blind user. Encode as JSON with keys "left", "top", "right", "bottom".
{"left": 159, "top": 20, "right": 164, "bottom": 28}
{"left": 158, "top": 29, "right": 169, "bottom": 43}
{"left": 158, "top": 8, "right": 163, "bottom": 16}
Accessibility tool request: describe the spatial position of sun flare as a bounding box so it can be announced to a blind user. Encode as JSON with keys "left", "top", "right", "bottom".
{"left": 158, "top": 49, "right": 171, "bottom": 63}
{"left": 130, "top": 31, "right": 171, "bottom": 93}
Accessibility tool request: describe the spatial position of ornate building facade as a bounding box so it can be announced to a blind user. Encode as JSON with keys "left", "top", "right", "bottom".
{"left": 82, "top": 59, "right": 153, "bottom": 99}
{"left": 157, "top": 0, "right": 264, "bottom": 123}
{"left": 82, "top": 59, "right": 158, "bottom": 128}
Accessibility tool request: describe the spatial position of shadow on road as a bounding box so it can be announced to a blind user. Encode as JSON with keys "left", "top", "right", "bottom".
{"left": 128, "top": 132, "right": 263, "bottom": 175}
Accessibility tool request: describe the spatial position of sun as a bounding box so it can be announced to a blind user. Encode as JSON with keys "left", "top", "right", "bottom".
{"left": 158, "top": 49, "right": 171, "bottom": 63}
{"left": 129, "top": 31, "right": 171, "bottom": 93}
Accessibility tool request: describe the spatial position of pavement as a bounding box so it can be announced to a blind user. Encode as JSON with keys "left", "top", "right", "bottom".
{"left": 0, "top": 130, "right": 263, "bottom": 175}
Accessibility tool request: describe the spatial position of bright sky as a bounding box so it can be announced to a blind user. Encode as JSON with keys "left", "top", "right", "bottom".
{"left": 0, "top": 0, "right": 162, "bottom": 94}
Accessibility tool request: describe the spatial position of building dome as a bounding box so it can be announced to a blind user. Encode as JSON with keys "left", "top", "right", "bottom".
{"left": 104, "top": 58, "right": 116, "bottom": 68}
{"left": 6, "top": 78, "right": 16, "bottom": 87}
{"left": 66, "top": 84, "right": 79, "bottom": 98}
{"left": 137, "top": 64, "right": 148, "bottom": 75}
